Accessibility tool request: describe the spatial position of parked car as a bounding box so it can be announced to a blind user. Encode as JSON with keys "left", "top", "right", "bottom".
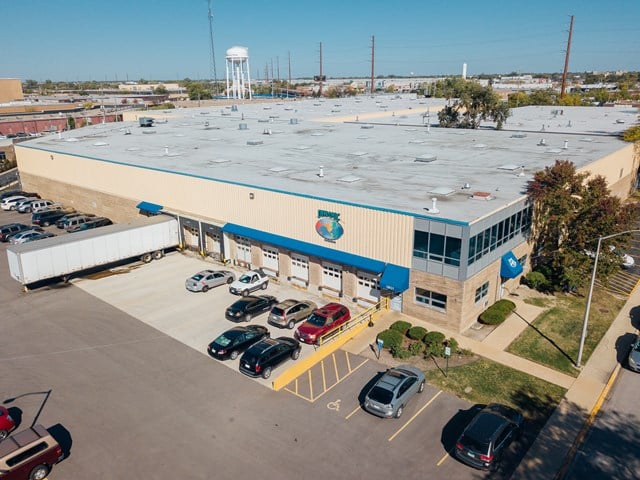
{"left": 0, "top": 424, "right": 64, "bottom": 480}
{"left": 268, "top": 299, "right": 318, "bottom": 329}
{"left": 185, "top": 269, "right": 235, "bottom": 292}
{"left": 628, "top": 334, "right": 640, "bottom": 372}
{"left": 0, "top": 406, "right": 16, "bottom": 440}
{"left": 225, "top": 295, "right": 278, "bottom": 322}
{"left": 239, "top": 336, "right": 301, "bottom": 379}
{"left": 454, "top": 403, "right": 524, "bottom": 472}
{"left": 295, "top": 303, "right": 351, "bottom": 345}
{"left": 228, "top": 268, "right": 269, "bottom": 296}
{"left": 30, "top": 200, "right": 60, "bottom": 214}
{"left": 1, "top": 196, "right": 28, "bottom": 211}
{"left": 56, "top": 212, "right": 93, "bottom": 229}
{"left": 68, "top": 217, "right": 112, "bottom": 233}
{"left": 363, "top": 365, "right": 426, "bottom": 419}
{"left": 61, "top": 214, "right": 95, "bottom": 231}
{"left": 207, "top": 325, "right": 270, "bottom": 360}
{"left": 0, "top": 190, "right": 39, "bottom": 201}
{"left": 14, "top": 197, "right": 41, "bottom": 213}
{"left": 0, "top": 223, "right": 36, "bottom": 242}
{"left": 31, "top": 209, "right": 74, "bottom": 227}
{"left": 9, "top": 230, "right": 55, "bottom": 244}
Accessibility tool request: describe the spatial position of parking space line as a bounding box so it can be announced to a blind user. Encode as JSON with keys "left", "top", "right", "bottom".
{"left": 311, "top": 357, "right": 370, "bottom": 403}
{"left": 345, "top": 404, "right": 362, "bottom": 420}
{"left": 308, "top": 369, "right": 314, "bottom": 401}
{"left": 345, "top": 350, "right": 352, "bottom": 371}
{"left": 436, "top": 451, "right": 450, "bottom": 467}
{"left": 283, "top": 386, "right": 313, "bottom": 402}
{"left": 388, "top": 390, "right": 443, "bottom": 442}
{"left": 333, "top": 354, "right": 339, "bottom": 380}
{"left": 321, "top": 359, "right": 327, "bottom": 391}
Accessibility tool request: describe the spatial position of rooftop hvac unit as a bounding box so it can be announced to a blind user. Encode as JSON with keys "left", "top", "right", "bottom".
{"left": 139, "top": 117, "right": 154, "bottom": 127}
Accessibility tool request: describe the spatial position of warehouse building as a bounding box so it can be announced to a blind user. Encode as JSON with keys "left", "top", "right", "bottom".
{"left": 13, "top": 96, "right": 639, "bottom": 332}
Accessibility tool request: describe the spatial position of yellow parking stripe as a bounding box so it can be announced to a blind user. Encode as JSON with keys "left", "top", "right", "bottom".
{"left": 311, "top": 357, "right": 370, "bottom": 403}
{"left": 388, "top": 390, "right": 443, "bottom": 442}
{"left": 321, "top": 360, "right": 327, "bottom": 391}
{"left": 333, "top": 353, "right": 339, "bottom": 380}
{"left": 345, "top": 404, "right": 362, "bottom": 420}
{"left": 436, "top": 452, "right": 450, "bottom": 466}
{"left": 283, "top": 387, "right": 313, "bottom": 402}
{"left": 308, "top": 369, "right": 314, "bottom": 401}
{"left": 345, "top": 350, "right": 351, "bottom": 371}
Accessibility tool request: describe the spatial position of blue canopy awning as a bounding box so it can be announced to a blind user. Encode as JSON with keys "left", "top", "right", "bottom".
{"left": 379, "top": 264, "right": 410, "bottom": 292}
{"left": 222, "top": 223, "right": 386, "bottom": 273}
{"left": 500, "top": 251, "right": 523, "bottom": 279}
{"left": 136, "top": 201, "right": 163, "bottom": 214}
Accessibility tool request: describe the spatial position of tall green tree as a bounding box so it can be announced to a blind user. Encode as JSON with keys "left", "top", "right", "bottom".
{"left": 527, "top": 160, "right": 637, "bottom": 291}
{"left": 435, "top": 79, "right": 510, "bottom": 129}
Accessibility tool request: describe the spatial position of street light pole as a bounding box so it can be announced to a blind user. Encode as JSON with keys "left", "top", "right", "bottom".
{"left": 577, "top": 229, "right": 640, "bottom": 368}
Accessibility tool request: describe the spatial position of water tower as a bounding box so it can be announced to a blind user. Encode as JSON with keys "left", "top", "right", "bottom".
{"left": 225, "top": 46, "right": 252, "bottom": 100}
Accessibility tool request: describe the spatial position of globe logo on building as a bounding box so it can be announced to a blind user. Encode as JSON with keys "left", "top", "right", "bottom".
{"left": 316, "top": 210, "right": 343, "bottom": 241}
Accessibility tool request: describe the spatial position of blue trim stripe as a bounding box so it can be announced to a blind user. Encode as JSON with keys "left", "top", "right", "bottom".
{"left": 223, "top": 223, "right": 386, "bottom": 273}
{"left": 18, "top": 144, "right": 469, "bottom": 227}
{"left": 136, "top": 201, "right": 163, "bottom": 213}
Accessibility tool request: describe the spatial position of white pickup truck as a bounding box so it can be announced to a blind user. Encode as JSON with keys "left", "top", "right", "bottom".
{"left": 228, "top": 268, "right": 269, "bottom": 296}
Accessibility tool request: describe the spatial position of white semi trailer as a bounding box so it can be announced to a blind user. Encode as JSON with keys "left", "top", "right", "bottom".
{"left": 7, "top": 215, "right": 179, "bottom": 286}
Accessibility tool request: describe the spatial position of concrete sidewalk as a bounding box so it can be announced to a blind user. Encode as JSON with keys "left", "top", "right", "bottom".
{"left": 343, "top": 284, "right": 639, "bottom": 479}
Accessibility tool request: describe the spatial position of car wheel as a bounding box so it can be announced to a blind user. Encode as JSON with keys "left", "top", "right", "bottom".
{"left": 244, "top": 313, "right": 251, "bottom": 322}
{"left": 242, "top": 289, "right": 249, "bottom": 297}
{"left": 287, "top": 320, "right": 295, "bottom": 329}
{"left": 230, "top": 350, "right": 239, "bottom": 360}
{"left": 202, "top": 285, "right": 210, "bottom": 293}
{"left": 29, "top": 465, "right": 49, "bottom": 480}
{"left": 0, "top": 430, "right": 7, "bottom": 440}
{"left": 418, "top": 380, "right": 425, "bottom": 393}
{"left": 395, "top": 405, "right": 404, "bottom": 419}
{"left": 261, "top": 281, "right": 268, "bottom": 290}
{"left": 291, "top": 348, "right": 300, "bottom": 360}
{"left": 227, "top": 277, "right": 233, "bottom": 284}
{"left": 262, "top": 366, "right": 272, "bottom": 379}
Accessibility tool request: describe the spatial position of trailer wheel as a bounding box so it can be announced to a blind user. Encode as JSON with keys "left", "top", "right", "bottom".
{"left": 61, "top": 275, "right": 70, "bottom": 283}
{"left": 141, "top": 253, "right": 152, "bottom": 263}
{"left": 152, "top": 250, "right": 164, "bottom": 260}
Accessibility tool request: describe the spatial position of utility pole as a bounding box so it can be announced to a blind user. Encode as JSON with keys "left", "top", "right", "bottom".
{"left": 288, "top": 51, "right": 292, "bottom": 93}
{"left": 560, "top": 15, "right": 574, "bottom": 99}
{"left": 207, "top": 0, "right": 219, "bottom": 95}
{"left": 370, "top": 35, "right": 375, "bottom": 94}
{"left": 318, "top": 42, "right": 323, "bottom": 97}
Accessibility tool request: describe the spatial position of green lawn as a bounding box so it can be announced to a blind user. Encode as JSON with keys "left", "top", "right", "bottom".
{"left": 507, "top": 290, "right": 625, "bottom": 376}
{"left": 425, "top": 358, "right": 566, "bottom": 425}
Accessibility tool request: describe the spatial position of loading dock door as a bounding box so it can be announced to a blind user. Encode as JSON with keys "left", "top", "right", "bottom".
{"left": 206, "top": 231, "right": 221, "bottom": 256}
{"left": 322, "top": 262, "right": 342, "bottom": 293}
{"left": 357, "top": 271, "right": 380, "bottom": 305}
{"left": 291, "top": 254, "right": 309, "bottom": 287}
{"left": 262, "top": 245, "right": 279, "bottom": 276}
{"left": 235, "top": 236, "right": 251, "bottom": 264}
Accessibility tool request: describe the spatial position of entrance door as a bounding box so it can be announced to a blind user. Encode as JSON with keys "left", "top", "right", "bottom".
{"left": 262, "top": 245, "right": 279, "bottom": 276}
{"left": 235, "top": 236, "right": 251, "bottom": 265}
{"left": 291, "top": 254, "right": 309, "bottom": 287}
{"left": 389, "top": 293, "right": 403, "bottom": 312}
{"left": 322, "top": 262, "right": 342, "bottom": 293}
{"left": 356, "top": 271, "right": 380, "bottom": 305}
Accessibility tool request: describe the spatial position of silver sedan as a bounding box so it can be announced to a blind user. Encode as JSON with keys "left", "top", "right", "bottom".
{"left": 185, "top": 270, "right": 235, "bottom": 292}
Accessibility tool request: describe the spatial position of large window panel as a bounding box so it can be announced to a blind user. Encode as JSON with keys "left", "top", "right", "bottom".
{"left": 413, "top": 231, "right": 429, "bottom": 258}
{"left": 444, "top": 237, "right": 461, "bottom": 266}
{"left": 428, "top": 233, "right": 445, "bottom": 262}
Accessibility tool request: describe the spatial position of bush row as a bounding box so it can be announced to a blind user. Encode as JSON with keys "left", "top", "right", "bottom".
{"left": 478, "top": 299, "right": 516, "bottom": 325}
{"left": 377, "top": 320, "right": 459, "bottom": 359}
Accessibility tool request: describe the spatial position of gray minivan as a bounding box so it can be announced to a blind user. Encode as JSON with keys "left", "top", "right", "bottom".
{"left": 63, "top": 215, "right": 94, "bottom": 231}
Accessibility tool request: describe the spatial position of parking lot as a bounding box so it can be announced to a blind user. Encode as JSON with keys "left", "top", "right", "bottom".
{"left": 0, "top": 206, "right": 524, "bottom": 479}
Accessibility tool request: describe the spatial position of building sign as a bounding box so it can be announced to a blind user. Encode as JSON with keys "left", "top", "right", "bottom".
{"left": 315, "top": 210, "right": 344, "bottom": 241}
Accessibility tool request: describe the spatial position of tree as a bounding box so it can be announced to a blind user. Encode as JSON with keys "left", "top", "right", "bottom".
{"left": 435, "top": 79, "right": 510, "bottom": 129}
{"left": 527, "top": 160, "right": 638, "bottom": 291}
{"left": 153, "top": 85, "right": 168, "bottom": 95}
{"left": 186, "top": 82, "right": 212, "bottom": 100}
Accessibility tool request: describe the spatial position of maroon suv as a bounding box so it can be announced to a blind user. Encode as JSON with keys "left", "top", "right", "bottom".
{"left": 295, "top": 302, "right": 350, "bottom": 345}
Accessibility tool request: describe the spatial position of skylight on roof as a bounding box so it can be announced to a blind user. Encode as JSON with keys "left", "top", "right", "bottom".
{"left": 429, "top": 186, "right": 455, "bottom": 196}
{"left": 498, "top": 164, "right": 520, "bottom": 171}
{"left": 93, "top": 142, "right": 108, "bottom": 147}
{"left": 415, "top": 154, "right": 436, "bottom": 163}
{"left": 269, "top": 166, "right": 289, "bottom": 173}
{"left": 295, "top": 145, "right": 311, "bottom": 150}
{"left": 349, "top": 151, "right": 368, "bottom": 157}
{"left": 338, "top": 175, "right": 362, "bottom": 183}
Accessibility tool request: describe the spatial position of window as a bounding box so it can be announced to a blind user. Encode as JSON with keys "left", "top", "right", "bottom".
{"left": 6, "top": 442, "right": 48, "bottom": 467}
{"left": 467, "top": 206, "right": 532, "bottom": 264}
{"left": 413, "top": 231, "right": 429, "bottom": 258}
{"left": 444, "top": 237, "right": 461, "bottom": 266}
{"left": 0, "top": 151, "right": 6, "bottom": 161}
{"left": 414, "top": 231, "right": 462, "bottom": 266}
{"left": 475, "top": 282, "right": 489, "bottom": 303}
{"left": 415, "top": 287, "right": 447, "bottom": 311}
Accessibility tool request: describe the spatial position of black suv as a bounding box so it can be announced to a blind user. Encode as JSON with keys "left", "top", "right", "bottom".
{"left": 225, "top": 295, "right": 278, "bottom": 322}
{"left": 31, "top": 209, "right": 70, "bottom": 227}
{"left": 454, "top": 403, "right": 524, "bottom": 472}
{"left": 239, "top": 337, "right": 301, "bottom": 379}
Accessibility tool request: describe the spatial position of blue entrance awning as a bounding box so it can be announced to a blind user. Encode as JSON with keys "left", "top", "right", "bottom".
{"left": 136, "top": 201, "right": 163, "bottom": 214}
{"left": 501, "top": 251, "right": 523, "bottom": 278}
{"left": 222, "top": 223, "right": 386, "bottom": 273}
{"left": 379, "top": 264, "right": 410, "bottom": 292}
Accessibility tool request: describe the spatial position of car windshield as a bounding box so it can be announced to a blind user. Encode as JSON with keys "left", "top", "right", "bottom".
{"left": 306, "top": 313, "right": 327, "bottom": 327}
{"left": 232, "top": 300, "right": 251, "bottom": 309}
{"left": 633, "top": 341, "right": 640, "bottom": 353}
{"left": 192, "top": 274, "right": 205, "bottom": 281}
{"left": 238, "top": 274, "right": 252, "bottom": 284}
{"left": 368, "top": 386, "right": 393, "bottom": 404}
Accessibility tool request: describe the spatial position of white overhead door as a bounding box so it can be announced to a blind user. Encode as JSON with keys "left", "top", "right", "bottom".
{"left": 235, "top": 236, "right": 251, "bottom": 264}
{"left": 322, "top": 262, "right": 342, "bottom": 292}
{"left": 291, "top": 254, "right": 309, "bottom": 286}
{"left": 357, "top": 271, "right": 380, "bottom": 305}
{"left": 262, "top": 245, "right": 279, "bottom": 276}
{"left": 206, "top": 232, "right": 221, "bottom": 255}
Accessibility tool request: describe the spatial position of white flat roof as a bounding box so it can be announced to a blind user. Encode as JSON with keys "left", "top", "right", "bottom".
{"left": 21, "top": 95, "right": 638, "bottom": 224}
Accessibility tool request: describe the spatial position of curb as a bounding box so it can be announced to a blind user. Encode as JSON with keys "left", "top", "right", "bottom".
{"left": 553, "top": 361, "right": 622, "bottom": 480}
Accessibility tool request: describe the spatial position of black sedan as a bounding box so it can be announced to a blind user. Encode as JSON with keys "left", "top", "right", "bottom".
{"left": 239, "top": 337, "right": 301, "bottom": 379}
{"left": 225, "top": 295, "right": 278, "bottom": 322}
{"left": 207, "top": 325, "right": 270, "bottom": 361}
{"left": 454, "top": 403, "right": 524, "bottom": 472}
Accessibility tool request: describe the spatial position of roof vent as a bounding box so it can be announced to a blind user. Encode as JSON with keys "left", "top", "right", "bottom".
{"left": 263, "top": 129, "right": 272, "bottom": 135}
{"left": 361, "top": 124, "right": 374, "bottom": 129}
{"left": 562, "top": 140, "right": 569, "bottom": 149}
{"left": 124, "top": 129, "right": 131, "bottom": 135}
{"left": 415, "top": 154, "right": 437, "bottom": 163}
{"left": 139, "top": 117, "right": 154, "bottom": 127}
{"left": 462, "top": 183, "right": 471, "bottom": 189}
{"left": 471, "top": 191, "right": 494, "bottom": 201}
{"left": 141, "top": 130, "right": 156, "bottom": 134}
{"left": 537, "top": 138, "right": 546, "bottom": 146}
{"left": 424, "top": 198, "right": 440, "bottom": 214}
{"left": 239, "top": 123, "right": 248, "bottom": 130}
{"left": 231, "top": 105, "right": 238, "bottom": 112}
{"left": 290, "top": 118, "right": 298, "bottom": 125}
{"left": 247, "top": 140, "right": 263, "bottom": 146}
{"left": 318, "top": 166, "right": 324, "bottom": 178}
{"left": 511, "top": 132, "right": 527, "bottom": 138}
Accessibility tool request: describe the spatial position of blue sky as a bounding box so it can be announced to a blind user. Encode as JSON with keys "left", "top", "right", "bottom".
{"left": 3, "top": 0, "right": 638, "bottom": 82}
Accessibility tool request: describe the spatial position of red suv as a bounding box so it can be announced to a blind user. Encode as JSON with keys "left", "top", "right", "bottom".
{"left": 295, "top": 303, "right": 350, "bottom": 345}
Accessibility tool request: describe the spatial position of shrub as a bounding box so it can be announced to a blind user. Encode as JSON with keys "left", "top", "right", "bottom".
{"left": 377, "top": 329, "right": 404, "bottom": 351}
{"left": 409, "top": 341, "right": 425, "bottom": 356}
{"left": 389, "top": 320, "right": 412, "bottom": 335}
{"left": 391, "top": 345, "right": 412, "bottom": 359}
{"left": 423, "top": 331, "right": 446, "bottom": 346}
{"left": 525, "top": 271, "right": 548, "bottom": 291}
{"left": 479, "top": 299, "right": 516, "bottom": 325}
{"left": 446, "top": 337, "right": 459, "bottom": 355}
{"left": 407, "top": 326, "right": 428, "bottom": 341}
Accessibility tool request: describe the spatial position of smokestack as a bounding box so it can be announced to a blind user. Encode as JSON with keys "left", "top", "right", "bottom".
{"left": 462, "top": 63, "right": 467, "bottom": 79}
